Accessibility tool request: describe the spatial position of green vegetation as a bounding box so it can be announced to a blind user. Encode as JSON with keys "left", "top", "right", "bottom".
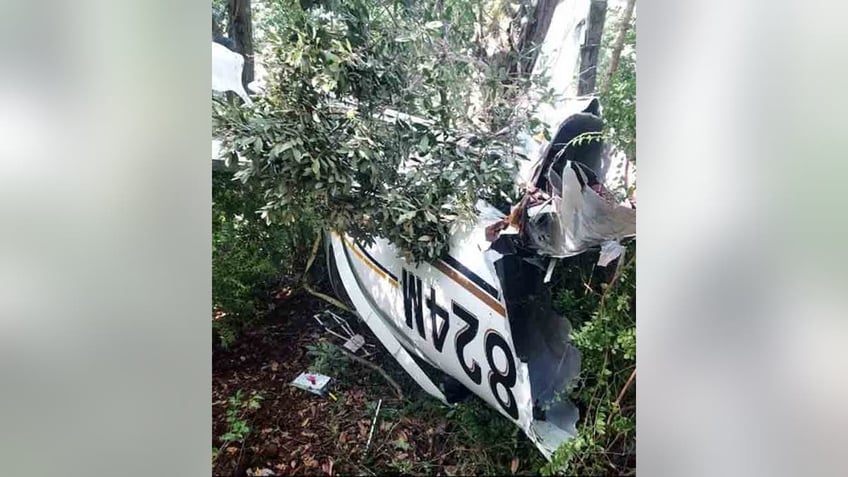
{"left": 212, "top": 0, "right": 636, "bottom": 474}
{"left": 544, "top": 247, "right": 636, "bottom": 475}
{"left": 601, "top": 9, "right": 637, "bottom": 164}
{"left": 214, "top": 0, "right": 548, "bottom": 263}
{"left": 212, "top": 170, "right": 315, "bottom": 348}
{"left": 306, "top": 340, "right": 351, "bottom": 375}
{"left": 213, "top": 389, "right": 265, "bottom": 465}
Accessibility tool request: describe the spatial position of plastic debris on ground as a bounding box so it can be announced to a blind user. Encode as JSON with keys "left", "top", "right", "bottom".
{"left": 290, "top": 372, "right": 333, "bottom": 396}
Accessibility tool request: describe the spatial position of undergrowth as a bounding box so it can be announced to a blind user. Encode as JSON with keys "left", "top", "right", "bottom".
{"left": 543, "top": 245, "right": 636, "bottom": 475}
{"left": 213, "top": 390, "right": 264, "bottom": 465}
{"left": 212, "top": 170, "right": 315, "bottom": 348}
{"left": 306, "top": 340, "right": 351, "bottom": 376}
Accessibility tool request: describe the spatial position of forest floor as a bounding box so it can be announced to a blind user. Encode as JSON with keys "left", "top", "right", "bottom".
{"left": 212, "top": 293, "right": 545, "bottom": 477}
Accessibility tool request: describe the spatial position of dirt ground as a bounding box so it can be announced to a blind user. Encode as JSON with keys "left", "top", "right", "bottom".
{"left": 212, "top": 293, "right": 544, "bottom": 476}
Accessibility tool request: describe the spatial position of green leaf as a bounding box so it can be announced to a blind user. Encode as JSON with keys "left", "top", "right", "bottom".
{"left": 397, "top": 211, "right": 417, "bottom": 223}
{"left": 270, "top": 141, "right": 294, "bottom": 158}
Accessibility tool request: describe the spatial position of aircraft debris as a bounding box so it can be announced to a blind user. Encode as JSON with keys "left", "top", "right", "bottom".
{"left": 290, "top": 372, "right": 333, "bottom": 397}
{"left": 314, "top": 310, "right": 374, "bottom": 357}
{"left": 364, "top": 398, "right": 383, "bottom": 454}
{"left": 326, "top": 98, "right": 636, "bottom": 460}
{"left": 489, "top": 99, "right": 635, "bottom": 260}
{"left": 598, "top": 240, "right": 627, "bottom": 267}
{"left": 342, "top": 334, "right": 366, "bottom": 354}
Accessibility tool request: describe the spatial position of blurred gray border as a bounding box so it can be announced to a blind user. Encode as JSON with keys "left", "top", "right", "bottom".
{"left": 639, "top": 1, "right": 848, "bottom": 477}
{"left": 0, "top": 1, "right": 211, "bottom": 476}
{"left": 2, "top": 1, "right": 846, "bottom": 476}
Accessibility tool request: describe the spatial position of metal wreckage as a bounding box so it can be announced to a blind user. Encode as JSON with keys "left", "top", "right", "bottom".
{"left": 325, "top": 98, "right": 636, "bottom": 459}
{"left": 212, "top": 3, "right": 635, "bottom": 458}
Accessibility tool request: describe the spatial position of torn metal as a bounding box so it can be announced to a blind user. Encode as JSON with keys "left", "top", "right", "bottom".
{"left": 326, "top": 97, "right": 636, "bottom": 460}
{"left": 488, "top": 98, "right": 636, "bottom": 260}
{"left": 314, "top": 310, "right": 376, "bottom": 358}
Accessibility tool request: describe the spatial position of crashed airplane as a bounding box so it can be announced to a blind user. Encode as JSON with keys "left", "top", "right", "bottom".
{"left": 211, "top": 1, "right": 636, "bottom": 459}
{"left": 325, "top": 98, "right": 635, "bottom": 459}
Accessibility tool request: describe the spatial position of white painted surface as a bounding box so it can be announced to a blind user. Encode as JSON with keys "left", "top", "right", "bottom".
{"left": 211, "top": 42, "right": 253, "bottom": 106}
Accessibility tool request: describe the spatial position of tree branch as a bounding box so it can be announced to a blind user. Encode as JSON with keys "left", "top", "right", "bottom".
{"left": 337, "top": 346, "right": 404, "bottom": 400}
{"left": 302, "top": 232, "right": 354, "bottom": 314}
{"left": 601, "top": 0, "right": 636, "bottom": 96}
{"left": 614, "top": 368, "right": 636, "bottom": 408}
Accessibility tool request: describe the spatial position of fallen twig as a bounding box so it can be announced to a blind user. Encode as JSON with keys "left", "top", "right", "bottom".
{"left": 336, "top": 346, "right": 404, "bottom": 400}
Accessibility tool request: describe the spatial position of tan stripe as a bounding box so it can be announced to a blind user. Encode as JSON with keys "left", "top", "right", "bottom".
{"left": 433, "top": 260, "right": 506, "bottom": 317}
{"left": 338, "top": 234, "right": 398, "bottom": 288}
{"left": 336, "top": 233, "right": 503, "bottom": 316}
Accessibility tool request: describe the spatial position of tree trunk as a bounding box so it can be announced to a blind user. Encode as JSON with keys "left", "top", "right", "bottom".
{"left": 228, "top": 0, "right": 254, "bottom": 90}
{"left": 512, "top": 0, "right": 560, "bottom": 77}
{"left": 601, "top": 0, "right": 636, "bottom": 96}
{"left": 577, "top": 0, "right": 607, "bottom": 96}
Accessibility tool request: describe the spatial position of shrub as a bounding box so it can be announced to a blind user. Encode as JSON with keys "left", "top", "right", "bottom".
{"left": 543, "top": 245, "right": 636, "bottom": 475}
{"left": 213, "top": 1, "right": 547, "bottom": 263}
{"left": 212, "top": 170, "right": 315, "bottom": 347}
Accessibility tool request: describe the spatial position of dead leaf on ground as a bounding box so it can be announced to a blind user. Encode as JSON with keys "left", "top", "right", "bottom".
{"left": 261, "top": 444, "right": 278, "bottom": 457}
{"left": 510, "top": 457, "right": 520, "bottom": 474}
{"left": 321, "top": 459, "right": 335, "bottom": 476}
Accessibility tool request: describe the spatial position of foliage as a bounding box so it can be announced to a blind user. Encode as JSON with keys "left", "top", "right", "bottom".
{"left": 385, "top": 391, "right": 545, "bottom": 475}
{"left": 543, "top": 246, "right": 636, "bottom": 475}
{"left": 599, "top": 10, "right": 637, "bottom": 162}
{"left": 450, "top": 399, "right": 547, "bottom": 474}
{"left": 306, "top": 340, "right": 351, "bottom": 375}
{"left": 222, "top": 389, "right": 264, "bottom": 442}
{"left": 214, "top": 0, "right": 550, "bottom": 262}
{"left": 212, "top": 0, "right": 228, "bottom": 35}
{"left": 212, "top": 170, "right": 315, "bottom": 348}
